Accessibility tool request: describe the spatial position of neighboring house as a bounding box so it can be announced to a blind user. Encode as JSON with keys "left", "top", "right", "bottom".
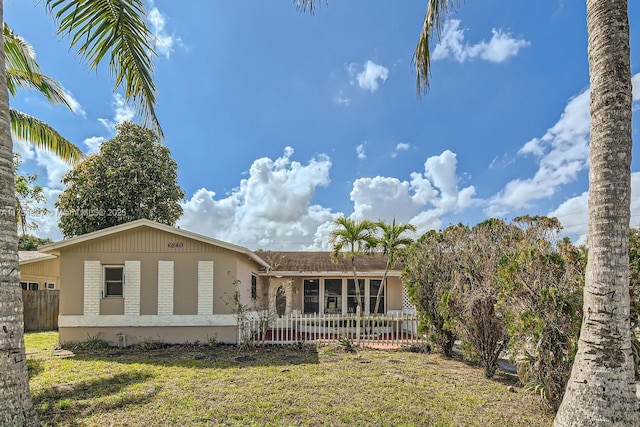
{"left": 19, "top": 251, "right": 60, "bottom": 290}
{"left": 31, "top": 219, "right": 411, "bottom": 346}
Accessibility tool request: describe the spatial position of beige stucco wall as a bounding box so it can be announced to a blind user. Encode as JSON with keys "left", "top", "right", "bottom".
{"left": 20, "top": 257, "right": 60, "bottom": 289}
{"left": 57, "top": 226, "right": 264, "bottom": 318}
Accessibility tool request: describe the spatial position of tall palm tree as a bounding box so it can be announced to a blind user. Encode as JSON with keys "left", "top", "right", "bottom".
{"left": 5, "top": 23, "right": 84, "bottom": 165}
{"left": 0, "top": 1, "right": 159, "bottom": 425}
{"left": 370, "top": 219, "right": 416, "bottom": 315}
{"left": 299, "top": 1, "right": 638, "bottom": 423}
{"left": 329, "top": 216, "right": 376, "bottom": 314}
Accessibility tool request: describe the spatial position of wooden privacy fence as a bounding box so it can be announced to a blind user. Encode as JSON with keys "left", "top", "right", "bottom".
{"left": 241, "top": 309, "right": 425, "bottom": 348}
{"left": 22, "top": 289, "right": 59, "bottom": 331}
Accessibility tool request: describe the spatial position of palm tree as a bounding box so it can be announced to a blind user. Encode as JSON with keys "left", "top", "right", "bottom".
{"left": 329, "top": 216, "right": 376, "bottom": 314}
{"left": 5, "top": 23, "right": 84, "bottom": 165}
{"left": 370, "top": 219, "right": 416, "bottom": 315}
{"left": 0, "top": 1, "right": 159, "bottom": 425}
{"left": 554, "top": 2, "right": 636, "bottom": 424}
{"left": 298, "top": 1, "right": 638, "bottom": 423}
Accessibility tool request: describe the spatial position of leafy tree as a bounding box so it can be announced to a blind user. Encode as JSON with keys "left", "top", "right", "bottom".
{"left": 443, "top": 219, "right": 518, "bottom": 378}
{"left": 497, "top": 217, "right": 585, "bottom": 409}
{"left": 56, "top": 122, "right": 183, "bottom": 237}
{"left": 369, "top": 219, "right": 416, "bottom": 315}
{"left": 14, "top": 153, "right": 47, "bottom": 234}
{"left": 299, "top": 1, "right": 638, "bottom": 422}
{"left": 0, "top": 2, "right": 159, "bottom": 424}
{"left": 18, "top": 234, "right": 53, "bottom": 251}
{"left": 329, "top": 216, "right": 376, "bottom": 313}
{"left": 403, "top": 226, "right": 461, "bottom": 356}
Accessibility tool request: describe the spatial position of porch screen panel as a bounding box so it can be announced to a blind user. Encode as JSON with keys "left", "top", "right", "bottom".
{"left": 347, "top": 279, "right": 365, "bottom": 314}
{"left": 324, "top": 279, "right": 342, "bottom": 314}
{"left": 303, "top": 279, "right": 319, "bottom": 314}
{"left": 369, "top": 279, "right": 384, "bottom": 314}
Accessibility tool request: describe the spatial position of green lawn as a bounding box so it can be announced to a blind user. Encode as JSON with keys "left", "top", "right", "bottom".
{"left": 25, "top": 332, "right": 553, "bottom": 426}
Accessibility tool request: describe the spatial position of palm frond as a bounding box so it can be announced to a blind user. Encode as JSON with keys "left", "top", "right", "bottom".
{"left": 295, "top": 0, "right": 327, "bottom": 14}
{"left": 4, "top": 23, "right": 73, "bottom": 109}
{"left": 414, "top": 0, "right": 462, "bottom": 95}
{"left": 46, "top": 0, "right": 162, "bottom": 137}
{"left": 11, "top": 109, "right": 85, "bottom": 165}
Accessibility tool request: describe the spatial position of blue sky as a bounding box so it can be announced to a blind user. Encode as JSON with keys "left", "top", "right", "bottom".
{"left": 6, "top": 1, "right": 640, "bottom": 250}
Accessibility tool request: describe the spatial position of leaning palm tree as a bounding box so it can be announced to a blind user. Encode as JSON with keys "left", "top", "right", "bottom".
{"left": 369, "top": 219, "right": 416, "bottom": 315}
{"left": 0, "top": 1, "right": 159, "bottom": 425}
{"left": 5, "top": 23, "right": 84, "bottom": 165}
{"left": 329, "top": 216, "right": 376, "bottom": 314}
{"left": 299, "top": 1, "right": 638, "bottom": 423}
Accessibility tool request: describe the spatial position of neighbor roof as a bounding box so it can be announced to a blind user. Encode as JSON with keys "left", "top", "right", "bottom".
{"left": 254, "top": 251, "right": 400, "bottom": 277}
{"left": 38, "top": 219, "right": 270, "bottom": 269}
{"left": 19, "top": 251, "right": 57, "bottom": 265}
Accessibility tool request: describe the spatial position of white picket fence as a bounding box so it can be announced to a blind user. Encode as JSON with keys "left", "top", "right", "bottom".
{"left": 239, "top": 309, "right": 425, "bottom": 347}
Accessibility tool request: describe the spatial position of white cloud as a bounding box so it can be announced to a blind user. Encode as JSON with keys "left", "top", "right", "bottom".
{"left": 351, "top": 150, "right": 477, "bottom": 237}
{"left": 83, "top": 136, "right": 106, "bottom": 154}
{"left": 179, "top": 147, "right": 335, "bottom": 250}
{"left": 486, "top": 88, "right": 590, "bottom": 216}
{"left": 96, "top": 93, "right": 135, "bottom": 134}
{"left": 28, "top": 187, "right": 63, "bottom": 241}
{"left": 549, "top": 172, "right": 640, "bottom": 245}
{"left": 487, "top": 72, "right": 640, "bottom": 217}
{"left": 62, "top": 88, "right": 85, "bottom": 117}
{"left": 334, "top": 90, "right": 351, "bottom": 106}
{"left": 356, "top": 144, "right": 366, "bottom": 160}
{"left": 433, "top": 19, "right": 530, "bottom": 63}
{"left": 34, "top": 150, "right": 71, "bottom": 189}
{"left": 391, "top": 142, "right": 410, "bottom": 158}
{"left": 348, "top": 61, "right": 389, "bottom": 93}
{"left": 148, "top": 6, "right": 182, "bottom": 59}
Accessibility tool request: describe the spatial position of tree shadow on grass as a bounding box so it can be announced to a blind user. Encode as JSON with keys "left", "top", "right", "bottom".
{"left": 68, "top": 344, "right": 321, "bottom": 370}
{"left": 34, "top": 371, "right": 158, "bottom": 426}
{"left": 27, "top": 358, "right": 44, "bottom": 379}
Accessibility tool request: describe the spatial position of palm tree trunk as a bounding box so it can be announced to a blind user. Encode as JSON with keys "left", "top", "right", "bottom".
{"left": 351, "top": 256, "right": 363, "bottom": 314}
{"left": 555, "top": 1, "right": 637, "bottom": 424}
{"left": 0, "top": 2, "right": 39, "bottom": 425}
{"left": 373, "top": 259, "right": 390, "bottom": 316}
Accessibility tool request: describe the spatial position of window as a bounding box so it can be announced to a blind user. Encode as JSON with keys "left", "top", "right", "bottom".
{"left": 303, "top": 279, "right": 319, "bottom": 313}
{"left": 104, "top": 266, "right": 124, "bottom": 297}
{"left": 369, "top": 279, "right": 385, "bottom": 314}
{"left": 251, "top": 274, "right": 258, "bottom": 299}
{"left": 347, "top": 279, "right": 365, "bottom": 313}
{"left": 45, "top": 282, "right": 56, "bottom": 290}
{"left": 20, "top": 281, "right": 39, "bottom": 291}
{"left": 324, "top": 278, "right": 342, "bottom": 314}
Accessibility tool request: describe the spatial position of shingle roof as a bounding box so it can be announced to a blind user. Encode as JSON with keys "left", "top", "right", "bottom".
{"left": 19, "top": 251, "right": 55, "bottom": 263}
{"left": 254, "top": 251, "right": 398, "bottom": 274}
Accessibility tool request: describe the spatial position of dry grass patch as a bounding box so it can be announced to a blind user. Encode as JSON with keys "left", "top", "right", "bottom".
{"left": 26, "top": 332, "right": 553, "bottom": 426}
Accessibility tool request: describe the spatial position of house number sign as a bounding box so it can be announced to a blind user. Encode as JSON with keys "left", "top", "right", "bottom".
{"left": 167, "top": 242, "right": 184, "bottom": 248}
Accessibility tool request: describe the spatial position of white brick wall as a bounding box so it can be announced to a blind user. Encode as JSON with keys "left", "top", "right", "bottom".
{"left": 83, "top": 261, "right": 101, "bottom": 315}
{"left": 157, "top": 260, "right": 174, "bottom": 315}
{"left": 197, "top": 261, "right": 214, "bottom": 315}
{"left": 124, "top": 261, "right": 141, "bottom": 315}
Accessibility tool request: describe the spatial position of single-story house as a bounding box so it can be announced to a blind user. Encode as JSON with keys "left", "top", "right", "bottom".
{"left": 28, "top": 219, "right": 411, "bottom": 346}
{"left": 19, "top": 251, "right": 60, "bottom": 290}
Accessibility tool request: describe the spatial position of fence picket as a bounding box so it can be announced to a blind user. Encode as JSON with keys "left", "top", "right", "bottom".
{"left": 242, "top": 310, "right": 424, "bottom": 348}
